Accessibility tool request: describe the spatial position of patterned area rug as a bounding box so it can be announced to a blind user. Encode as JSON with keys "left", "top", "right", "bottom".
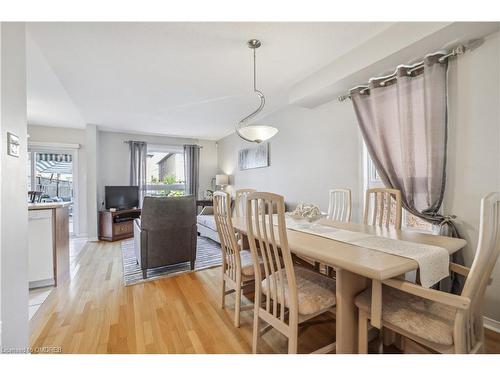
{"left": 121, "top": 236, "right": 222, "bottom": 286}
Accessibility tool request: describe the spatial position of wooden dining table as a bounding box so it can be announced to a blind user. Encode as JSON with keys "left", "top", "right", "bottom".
{"left": 231, "top": 216, "right": 467, "bottom": 353}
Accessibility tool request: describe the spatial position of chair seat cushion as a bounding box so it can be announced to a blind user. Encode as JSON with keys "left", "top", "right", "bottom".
{"left": 355, "top": 286, "right": 456, "bottom": 346}
{"left": 196, "top": 215, "right": 217, "bottom": 231}
{"left": 261, "top": 267, "right": 336, "bottom": 316}
{"left": 240, "top": 250, "right": 257, "bottom": 276}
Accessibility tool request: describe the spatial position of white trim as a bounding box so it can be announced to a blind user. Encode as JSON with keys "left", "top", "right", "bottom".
{"left": 28, "top": 141, "right": 80, "bottom": 150}
{"left": 484, "top": 316, "right": 500, "bottom": 333}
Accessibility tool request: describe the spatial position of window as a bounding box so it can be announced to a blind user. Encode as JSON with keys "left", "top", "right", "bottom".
{"left": 363, "top": 144, "right": 433, "bottom": 232}
{"left": 145, "top": 151, "right": 185, "bottom": 197}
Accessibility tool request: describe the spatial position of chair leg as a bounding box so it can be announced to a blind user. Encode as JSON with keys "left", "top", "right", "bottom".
{"left": 382, "top": 327, "right": 396, "bottom": 347}
{"left": 221, "top": 279, "right": 226, "bottom": 309}
{"left": 142, "top": 269, "right": 147, "bottom": 279}
{"left": 252, "top": 310, "right": 260, "bottom": 354}
{"left": 288, "top": 324, "right": 298, "bottom": 354}
{"left": 394, "top": 333, "right": 405, "bottom": 352}
{"left": 190, "top": 260, "right": 195, "bottom": 270}
{"left": 234, "top": 283, "right": 241, "bottom": 328}
{"left": 358, "top": 310, "right": 369, "bottom": 354}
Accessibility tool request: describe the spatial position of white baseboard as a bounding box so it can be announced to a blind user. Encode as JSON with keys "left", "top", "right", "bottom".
{"left": 484, "top": 316, "right": 500, "bottom": 333}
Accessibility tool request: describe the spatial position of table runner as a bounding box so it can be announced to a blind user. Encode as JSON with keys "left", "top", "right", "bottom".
{"left": 282, "top": 217, "right": 449, "bottom": 288}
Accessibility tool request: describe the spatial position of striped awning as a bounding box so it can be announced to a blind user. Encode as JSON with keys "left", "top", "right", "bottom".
{"left": 36, "top": 153, "right": 72, "bottom": 162}
{"left": 36, "top": 160, "right": 72, "bottom": 174}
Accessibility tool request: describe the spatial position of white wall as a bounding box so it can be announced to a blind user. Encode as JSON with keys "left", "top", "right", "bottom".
{"left": 27, "top": 125, "right": 88, "bottom": 237}
{"left": 444, "top": 32, "right": 500, "bottom": 322}
{"left": 217, "top": 101, "right": 363, "bottom": 219}
{"left": 0, "top": 22, "right": 29, "bottom": 349}
{"left": 97, "top": 130, "right": 218, "bottom": 208}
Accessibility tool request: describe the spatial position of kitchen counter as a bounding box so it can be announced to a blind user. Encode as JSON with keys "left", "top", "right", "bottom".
{"left": 28, "top": 202, "right": 70, "bottom": 288}
{"left": 28, "top": 201, "right": 72, "bottom": 210}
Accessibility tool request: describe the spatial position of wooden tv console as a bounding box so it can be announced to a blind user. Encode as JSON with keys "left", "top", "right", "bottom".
{"left": 98, "top": 208, "right": 141, "bottom": 242}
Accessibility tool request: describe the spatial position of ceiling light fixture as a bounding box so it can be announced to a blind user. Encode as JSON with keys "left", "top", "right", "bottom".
{"left": 235, "top": 39, "right": 278, "bottom": 143}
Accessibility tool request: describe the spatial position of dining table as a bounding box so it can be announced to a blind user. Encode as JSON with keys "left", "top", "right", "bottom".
{"left": 231, "top": 216, "right": 467, "bottom": 353}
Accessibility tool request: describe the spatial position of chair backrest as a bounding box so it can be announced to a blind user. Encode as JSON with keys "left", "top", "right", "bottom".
{"left": 458, "top": 193, "right": 500, "bottom": 351}
{"left": 327, "top": 188, "right": 352, "bottom": 222}
{"left": 234, "top": 188, "right": 257, "bottom": 217}
{"left": 246, "top": 192, "right": 298, "bottom": 324}
{"left": 363, "top": 188, "right": 402, "bottom": 229}
{"left": 213, "top": 191, "right": 241, "bottom": 281}
{"left": 141, "top": 195, "right": 196, "bottom": 230}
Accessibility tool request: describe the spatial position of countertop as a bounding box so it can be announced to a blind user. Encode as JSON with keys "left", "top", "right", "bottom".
{"left": 28, "top": 202, "right": 72, "bottom": 210}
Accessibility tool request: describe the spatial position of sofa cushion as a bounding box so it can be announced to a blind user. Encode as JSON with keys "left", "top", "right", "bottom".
{"left": 355, "top": 286, "right": 456, "bottom": 346}
{"left": 196, "top": 215, "right": 217, "bottom": 232}
{"left": 261, "top": 267, "right": 336, "bottom": 316}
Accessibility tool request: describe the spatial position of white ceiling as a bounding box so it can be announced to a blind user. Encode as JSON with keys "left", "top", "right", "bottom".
{"left": 26, "top": 22, "right": 393, "bottom": 140}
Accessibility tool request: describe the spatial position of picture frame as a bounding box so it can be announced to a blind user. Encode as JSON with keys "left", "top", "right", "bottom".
{"left": 238, "top": 142, "right": 270, "bottom": 170}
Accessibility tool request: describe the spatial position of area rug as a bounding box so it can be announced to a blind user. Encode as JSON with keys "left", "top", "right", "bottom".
{"left": 121, "top": 236, "right": 221, "bottom": 286}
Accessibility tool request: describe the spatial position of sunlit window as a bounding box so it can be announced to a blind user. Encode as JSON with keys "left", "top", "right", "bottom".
{"left": 145, "top": 151, "right": 185, "bottom": 197}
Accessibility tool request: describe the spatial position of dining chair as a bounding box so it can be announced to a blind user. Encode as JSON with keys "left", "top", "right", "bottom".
{"left": 213, "top": 191, "right": 256, "bottom": 328}
{"left": 234, "top": 189, "right": 257, "bottom": 248}
{"left": 364, "top": 188, "right": 402, "bottom": 230}
{"left": 327, "top": 188, "right": 352, "bottom": 222}
{"left": 355, "top": 192, "right": 500, "bottom": 354}
{"left": 234, "top": 188, "right": 257, "bottom": 217}
{"left": 246, "top": 192, "right": 337, "bottom": 354}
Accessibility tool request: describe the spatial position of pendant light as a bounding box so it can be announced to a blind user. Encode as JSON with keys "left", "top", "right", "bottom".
{"left": 235, "top": 39, "right": 278, "bottom": 143}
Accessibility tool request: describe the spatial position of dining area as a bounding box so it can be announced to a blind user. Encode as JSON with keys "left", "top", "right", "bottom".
{"left": 211, "top": 187, "right": 500, "bottom": 354}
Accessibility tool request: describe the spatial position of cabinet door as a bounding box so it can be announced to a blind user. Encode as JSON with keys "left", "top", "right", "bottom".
{"left": 28, "top": 210, "right": 55, "bottom": 286}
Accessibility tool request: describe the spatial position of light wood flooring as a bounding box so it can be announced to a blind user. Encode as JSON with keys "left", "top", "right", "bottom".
{"left": 30, "top": 240, "right": 500, "bottom": 354}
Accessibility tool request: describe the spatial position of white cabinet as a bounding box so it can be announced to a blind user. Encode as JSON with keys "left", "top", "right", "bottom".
{"left": 28, "top": 209, "right": 55, "bottom": 288}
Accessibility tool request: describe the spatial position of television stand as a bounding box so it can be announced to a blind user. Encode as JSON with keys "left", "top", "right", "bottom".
{"left": 98, "top": 208, "right": 141, "bottom": 242}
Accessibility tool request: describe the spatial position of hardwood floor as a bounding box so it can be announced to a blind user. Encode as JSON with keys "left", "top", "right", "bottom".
{"left": 30, "top": 240, "right": 500, "bottom": 354}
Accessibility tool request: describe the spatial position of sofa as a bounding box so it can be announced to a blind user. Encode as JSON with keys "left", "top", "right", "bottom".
{"left": 134, "top": 195, "right": 197, "bottom": 278}
{"left": 196, "top": 206, "right": 220, "bottom": 243}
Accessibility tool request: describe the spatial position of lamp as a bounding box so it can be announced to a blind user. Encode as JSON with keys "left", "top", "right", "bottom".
{"left": 215, "top": 174, "right": 229, "bottom": 188}
{"left": 235, "top": 39, "right": 278, "bottom": 143}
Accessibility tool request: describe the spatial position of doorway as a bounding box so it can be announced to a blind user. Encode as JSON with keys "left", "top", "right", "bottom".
{"left": 27, "top": 147, "right": 79, "bottom": 236}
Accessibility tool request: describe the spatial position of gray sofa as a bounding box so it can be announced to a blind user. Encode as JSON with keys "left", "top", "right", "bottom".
{"left": 196, "top": 206, "right": 220, "bottom": 243}
{"left": 134, "top": 195, "right": 197, "bottom": 278}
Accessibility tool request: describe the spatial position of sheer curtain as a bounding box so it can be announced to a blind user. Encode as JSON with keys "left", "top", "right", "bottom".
{"left": 351, "top": 53, "right": 464, "bottom": 292}
{"left": 129, "top": 141, "right": 147, "bottom": 207}
{"left": 184, "top": 144, "right": 201, "bottom": 199}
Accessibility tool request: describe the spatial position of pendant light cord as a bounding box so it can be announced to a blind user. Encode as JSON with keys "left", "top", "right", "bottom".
{"left": 253, "top": 47, "right": 257, "bottom": 92}
{"left": 236, "top": 39, "right": 270, "bottom": 143}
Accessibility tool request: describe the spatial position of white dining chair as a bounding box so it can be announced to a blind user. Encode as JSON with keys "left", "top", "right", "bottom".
{"left": 364, "top": 188, "right": 402, "bottom": 230}
{"left": 213, "top": 191, "right": 256, "bottom": 327}
{"left": 246, "top": 192, "right": 337, "bottom": 354}
{"left": 327, "top": 188, "right": 352, "bottom": 222}
{"left": 356, "top": 192, "right": 500, "bottom": 354}
{"left": 234, "top": 188, "right": 257, "bottom": 218}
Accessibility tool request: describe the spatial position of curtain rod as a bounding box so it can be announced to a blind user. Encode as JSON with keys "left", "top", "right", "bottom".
{"left": 337, "top": 44, "right": 465, "bottom": 102}
{"left": 123, "top": 140, "right": 203, "bottom": 148}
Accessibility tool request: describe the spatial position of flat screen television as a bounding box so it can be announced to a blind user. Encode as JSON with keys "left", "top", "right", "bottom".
{"left": 105, "top": 186, "right": 139, "bottom": 210}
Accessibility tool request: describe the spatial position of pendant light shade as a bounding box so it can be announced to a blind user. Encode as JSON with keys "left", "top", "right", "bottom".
{"left": 237, "top": 125, "right": 278, "bottom": 144}
{"left": 236, "top": 39, "right": 278, "bottom": 143}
